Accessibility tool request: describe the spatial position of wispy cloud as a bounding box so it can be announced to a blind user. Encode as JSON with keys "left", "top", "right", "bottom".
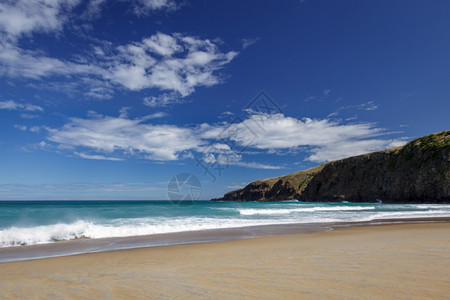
{"left": 0, "top": 42, "right": 97, "bottom": 79}
{"left": 0, "top": 0, "right": 178, "bottom": 40}
{"left": 81, "top": 0, "right": 108, "bottom": 20}
{"left": 327, "top": 100, "right": 379, "bottom": 118}
{"left": 202, "top": 113, "right": 407, "bottom": 163}
{"left": 226, "top": 183, "right": 246, "bottom": 189}
{"left": 14, "top": 124, "right": 27, "bottom": 131}
{"left": 74, "top": 152, "right": 124, "bottom": 161}
{"left": 241, "top": 37, "right": 260, "bottom": 49}
{"left": 0, "top": 100, "right": 43, "bottom": 112}
{"left": 47, "top": 113, "right": 202, "bottom": 161}
{"left": 230, "top": 161, "right": 283, "bottom": 169}
{"left": 303, "top": 89, "right": 332, "bottom": 102}
{"left": 45, "top": 110, "right": 406, "bottom": 166}
{"left": 15, "top": 124, "right": 40, "bottom": 133}
{"left": 133, "top": 0, "right": 179, "bottom": 15}
{"left": 0, "top": 0, "right": 79, "bottom": 40}
{"left": 143, "top": 91, "right": 185, "bottom": 107}
{"left": 355, "top": 100, "right": 378, "bottom": 111}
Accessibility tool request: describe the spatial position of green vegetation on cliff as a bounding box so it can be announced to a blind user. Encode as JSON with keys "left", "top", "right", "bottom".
{"left": 212, "top": 131, "right": 450, "bottom": 203}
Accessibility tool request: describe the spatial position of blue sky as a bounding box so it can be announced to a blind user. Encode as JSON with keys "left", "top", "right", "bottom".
{"left": 0, "top": 0, "right": 449, "bottom": 200}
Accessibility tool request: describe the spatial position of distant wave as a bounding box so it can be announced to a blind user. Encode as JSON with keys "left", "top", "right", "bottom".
{"left": 238, "top": 206, "right": 375, "bottom": 216}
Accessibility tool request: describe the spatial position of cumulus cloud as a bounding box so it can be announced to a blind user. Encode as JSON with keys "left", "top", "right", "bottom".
{"left": 0, "top": 31, "right": 238, "bottom": 99}
{"left": 100, "top": 32, "right": 238, "bottom": 96}
{"left": 0, "top": 1, "right": 237, "bottom": 101}
{"left": 0, "top": 100, "right": 43, "bottom": 112}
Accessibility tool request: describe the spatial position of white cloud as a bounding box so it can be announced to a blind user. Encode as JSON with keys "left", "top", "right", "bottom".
{"left": 328, "top": 100, "right": 379, "bottom": 117}
{"left": 14, "top": 124, "right": 27, "bottom": 131}
{"left": 306, "top": 139, "right": 405, "bottom": 163}
{"left": 230, "top": 161, "right": 283, "bottom": 170}
{"left": 0, "top": 0, "right": 80, "bottom": 40}
{"left": 13, "top": 124, "right": 41, "bottom": 133}
{"left": 202, "top": 113, "right": 407, "bottom": 163}
{"left": 0, "top": 31, "right": 238, "bottom": 100}
{"left": 143, "top": 91, "right": 184, "bottom": 107}
{"left": 0, "top": 42, "right": 97, "bottom": 79}
{"left": 0, "top": 100, "right": 18, "bottom": 110}
{"left": 241, "top": 38, "right": 260, "bottom": 49}
{"left": 362, "top": 101, "right": 378, "bottom": 111}
{"left": 81, "top": 0, "right": 108, "bottom": 20}
{"left": 0, "top": 1, "right": 237, "bottom": 101}
{"left": 0, "top": 100, "right": 43, "bottom": 112}
{"left": 84, "top": 80, "right": 114, "bottom": 99}
{"left": 144, "top": 32, "right": 182, "bottom": 56}
{"left": 45, "top": 110, "right": 406, "bottom": 166}
{"left": 47, "top": 114, "right": 202, "bottom": 161}
{"left": 74, "top": 152, "right": 124, "bottom": 161}
{"left": 0, "top": 0, "right": 177, "bottom": 39}
{"left": 29, "top": 126, "right": 41, "bottom": 133}
{"left": 226, "top": 183, "right": 246, "bottom": 189}
{"left": 21, "top": 113, "right": 40, "bottom": 119}
{"left": 143, "top": 112, "right": 168, "bottom": 119}
{"left": 138, "top": 0, "right": 176, "bottom": 9}
{"left": 101, "top": 32, "right": 238, "bottom": 96}
{"left": 45, "top": 112, "right": 284, "bottom": 169}
{"left": 133, "top": 0, "right": 178, "bottom": 15}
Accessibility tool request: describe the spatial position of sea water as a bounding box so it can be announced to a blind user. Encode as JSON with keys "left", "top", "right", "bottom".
{"left": 1, "top": 200, "right": 449, "bottom": 248}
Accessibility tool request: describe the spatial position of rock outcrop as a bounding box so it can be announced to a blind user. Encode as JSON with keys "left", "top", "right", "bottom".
{"left": 212, "top": 131, "right": 450, "bottom": 203}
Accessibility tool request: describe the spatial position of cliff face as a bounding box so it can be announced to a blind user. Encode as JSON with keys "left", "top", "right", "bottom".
{"left": 212, "top": 131, "right": 450, "bottom": 203}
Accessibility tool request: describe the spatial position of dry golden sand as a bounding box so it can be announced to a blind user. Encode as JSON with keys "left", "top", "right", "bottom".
{"left": 1, "top": 223, "right": 449, "bottom": 299}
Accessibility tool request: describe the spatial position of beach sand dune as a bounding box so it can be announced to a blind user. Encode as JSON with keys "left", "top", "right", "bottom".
{"left": 1, "top": 223, "right": 449, "bottom": 299}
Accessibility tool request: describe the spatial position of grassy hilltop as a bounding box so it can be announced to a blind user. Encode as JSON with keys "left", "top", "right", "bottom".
{"left": 213, "top": 131, "right": 449, "bottom": 203}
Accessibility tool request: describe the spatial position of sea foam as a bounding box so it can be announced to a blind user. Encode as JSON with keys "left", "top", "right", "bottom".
{"left": 237, "top": 206, "right": 375, "bottom": 215}
{"left": 1, "top": 201, "right": 449, "bottom": 248}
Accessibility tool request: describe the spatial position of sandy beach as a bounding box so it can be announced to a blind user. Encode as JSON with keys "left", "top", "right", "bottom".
{"left": 1, "top": 222, "right": 449, "bottom": 299}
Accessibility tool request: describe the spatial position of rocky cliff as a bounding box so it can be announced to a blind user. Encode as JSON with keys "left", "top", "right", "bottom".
{"left": 212, "top": 131, "right": 450, "bottom": 203}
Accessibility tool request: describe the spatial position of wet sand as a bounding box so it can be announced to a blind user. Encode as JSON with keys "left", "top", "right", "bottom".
{"left": 1, "top": 222, "right": 449, "bottom": 299}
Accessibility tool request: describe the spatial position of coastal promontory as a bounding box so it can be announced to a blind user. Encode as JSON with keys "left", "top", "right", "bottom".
{"left": 212, "top": 131, "right": 449, "bottom": 203}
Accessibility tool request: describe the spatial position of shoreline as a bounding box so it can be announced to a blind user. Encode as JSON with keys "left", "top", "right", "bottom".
{"left": 1, "top": 221, "right": 449, "bottom": 299}
{"left": 1, "top": 216, "right": 449, "bottom": 263}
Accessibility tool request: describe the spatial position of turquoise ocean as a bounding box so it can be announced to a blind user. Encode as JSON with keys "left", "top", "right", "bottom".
{"left": 1, "top": 200, "right": 450, "bottom": 248}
